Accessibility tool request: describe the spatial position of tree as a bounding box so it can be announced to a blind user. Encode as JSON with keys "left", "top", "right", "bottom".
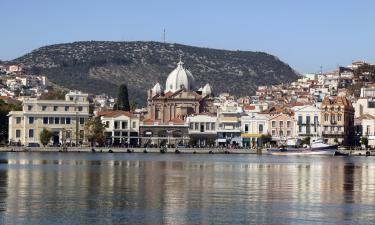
{"left": 0, "top": 100, "right": 22, "bottom": 144}
{"left": 84, "top": 117, "right": 105, "bottom": 147}
{"left": 361, "top": 136, "right": 369, "bottom": 148}
{"left": 130, "top": 100, "right": 137, "bottom": 112}
{"left": 301, "top": 137, "right": 311, "bottom": 146}
{"left": 114, "top": 84, "right": 130, "bottom": 111}
{"left": 40, "top": 128, "right": 53, "bottom": 147}
{"left": 259, "top": 133, "right": 272, "bottom": 147}
{"left": 40, "top": 89, "right": 66, "bottom": 100}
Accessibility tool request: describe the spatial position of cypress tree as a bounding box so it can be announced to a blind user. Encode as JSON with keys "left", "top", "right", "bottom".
{"left": 115, "top": 84, "right": 130, "bottom": 111}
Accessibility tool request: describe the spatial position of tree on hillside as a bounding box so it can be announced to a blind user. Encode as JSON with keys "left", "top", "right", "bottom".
{"left": 130, "top": 100, "right": 137, "bottom": 112}
{"left": 84, "top": 117, "right": 105, "bottom": 147}
{"left": 40, "top": 128, "right": 53, "bottom": 147}
{"left": 114, "top": 84, "right": 130, "bottom": 111}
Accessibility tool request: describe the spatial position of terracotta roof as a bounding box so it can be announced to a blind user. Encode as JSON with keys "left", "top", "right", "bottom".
{"left": 168, "top": 118, "right": 185, "bottom": 124}
{"left": 142, "top": 118, "right": 155, "bottom": 124}
{"left": 97, "top": 110, "right": 133, "bottom": 118}
{"left": 164, "top": 91, "right": 173, "bottom": 97}
{"left": 243, "top": 105, "right": 256, "bottom": 110}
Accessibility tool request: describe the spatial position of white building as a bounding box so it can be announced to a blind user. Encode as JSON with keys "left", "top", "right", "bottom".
{"left": 8, "top": 91, "right": 90, "bottom": 146}
{"left": 97, "top": 111, "right": 140, "bottom": 147}
{"left": 292, "top": 105, "right": 321, "bottom": 138}
{"left": 216, "top": 101, "right": 242, "bottom": 146}
{"left": 240, "top": 113, "right": 268, "bottom": 148}
{"left": 187, "top": 114, "right": 217, "bottom": 146}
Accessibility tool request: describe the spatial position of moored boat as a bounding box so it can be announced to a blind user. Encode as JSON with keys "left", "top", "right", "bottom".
{"left": 269, "top": 138, "right": 337, "bottom": 155}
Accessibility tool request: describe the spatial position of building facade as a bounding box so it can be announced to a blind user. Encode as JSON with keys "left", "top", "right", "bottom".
{"left": 240, "top": 113, "right": 268, "bottom": 148}
{"left": 8, "top": 91, "right": 90, "bottom": 146}
{"left": 320, "top": 96, "right": 354, "bottom": 145}
{"left": 97, "top": 111, "right": 140, "bottom": 147}
{"left": 293, "top": 105, "right": 321, "bottom": 138}
{"left": 187, "top": 114, "right": 217, "bottom": 147}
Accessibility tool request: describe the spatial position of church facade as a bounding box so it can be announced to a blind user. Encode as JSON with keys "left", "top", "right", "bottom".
{"left": 139, "top": 60, "right": 216, "bottom": 147}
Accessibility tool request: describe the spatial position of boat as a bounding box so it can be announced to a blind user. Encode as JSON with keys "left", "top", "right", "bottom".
{"left": 269, "top": 138, "right": 337, "bottom": 155}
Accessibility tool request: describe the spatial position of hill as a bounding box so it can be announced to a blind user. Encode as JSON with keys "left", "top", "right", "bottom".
{"left": 12, "top": 41, "right": 299, "bottom": 104}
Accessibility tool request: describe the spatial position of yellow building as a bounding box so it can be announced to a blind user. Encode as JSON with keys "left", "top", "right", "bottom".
{"left": 8, "top": 91, "right": 90, "bottom": 146}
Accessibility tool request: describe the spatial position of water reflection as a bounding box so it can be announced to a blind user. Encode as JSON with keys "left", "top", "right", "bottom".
{"left": 0, "top": 153, "right": 374, "bottom": 224}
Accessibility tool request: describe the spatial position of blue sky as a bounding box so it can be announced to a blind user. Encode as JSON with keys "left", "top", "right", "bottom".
{"left": 1, "top": 0, "right": 374, "bottom": 73}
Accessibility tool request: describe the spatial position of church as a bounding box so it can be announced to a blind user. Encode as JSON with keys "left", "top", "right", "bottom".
{"left": 139, "top": 59, "right": 216, "bottom": 147}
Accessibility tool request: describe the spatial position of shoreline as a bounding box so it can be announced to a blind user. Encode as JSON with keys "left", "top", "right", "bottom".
{"left": 0, "top": 147, "right": 265, "bottom": 154}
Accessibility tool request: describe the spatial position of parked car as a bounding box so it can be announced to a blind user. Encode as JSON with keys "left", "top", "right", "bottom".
{"left": 27, "top": 143, "right": 40, "bottom": 148}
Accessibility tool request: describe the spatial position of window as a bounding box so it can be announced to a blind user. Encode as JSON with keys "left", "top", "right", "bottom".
{"left": 287, "top": 130, "right": 291, "bottom": 136}
{"left": 211, "top": 123, "right": 215, "bottom": 130}
{"left": 80, "top": 118, "right": 85, "bottom": 125}
{"left": 16, "top": 129, "right": 21, "bottom": 138}
{"left": 122, "top": 121, "right": 128, "bottom": 129}
{"left": 122, "top": 132, "right": 128, "bottom": 136}
{"left": 287, "top": 121, "right": 291, "bottom": 128}
{"left": 114, "top": 121, "right": 119, "bottom": 129}
{"left": 66, "top": 117, "right": 71, "bottom": 124}
{"left": 28, "top": 117, "right": 34, "bottom": 124}
{"left": 206, "top": 123, "right": 210, "bottom": 131}
{"left": 49, "top": 117, "right": 54, "bottom": 124}
{"left": 279, "top": 121, "right": 284, "bottom": 128}
{"left": 54, "top": 117, "right": 60, "bottom": 124}
{"left": 195, "top": 123, "right": 198, "bottom": 130}
{"left": 78, "top": 106, "right": 83, "bottom": 112}
{"left": 28, "top": 129, "right": 34, "bottom": 138}
{"left": 337, "top": 114, "right": 342, "bottom": 121}
{"left": 27, "top": 105, "right": 33, "bottom": 111}
{"left": 259, "top": 124, "right": 264, "bottom": 133}
{"left": 331, "top": 126, "right": 334, "bottom": 131}
{"left": 298, "top": 115, "right": 302, "bottom": 125}
{"left": 42, "top": 106, "right": 47, "bottom": 111}
{"left": 272, "top": 121, "right": 276, "bottom": 128}
{"left": 244, "top": 124, "right": 249, "bottom": 133}
{"left": 43, "top": 117, "right": 48, "bottom": 124}
{"left": 16, "top": 117, "right": 21, "bottom": 124}
{"left": 272, "top": 130, "right": 276, "bottom": 136}
{"left": 324, "top": 114, "right": 329, "bottom": 121}
{"left": 61, "top": 117, "right": 65, "bottom": 124}
{"left": 189, "top": 123, "right": 193, "bottom": 129}
{"left": 69, "top": 97, "right": 73, "bottom": 101}
{"left": 299, "top": 125, "right": 302, "bottom": 133}
{"left": 331, "top": 115, "right": 335, "bottom": 123}
{"left": 105, "top": 121, "right": 109, "bottom": 128}
{"left": 79, "top": 130, "right": 84, "bottom": 139}
{"left": 133, "top": 121, "right": 136, "bottom": 128}
{"left": 65, "top": 106, "right": 69, "bottom": 111}
{"left": 306, "top": 116, "right": 310, "bottom": 125}
{"left": 279, "top": 130, "right": 284, "bottom": 137}
{"left": 53, "top": 106, "right": 58, "bottom": 111}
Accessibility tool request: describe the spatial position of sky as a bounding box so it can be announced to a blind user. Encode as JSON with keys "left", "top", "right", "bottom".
{"left": 1, "top": 0, "right": 374, "bottom": 73}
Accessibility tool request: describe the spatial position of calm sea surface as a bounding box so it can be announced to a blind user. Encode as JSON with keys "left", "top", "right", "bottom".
{"left": 0, "top": 152, "right": 374, "bottom": 225}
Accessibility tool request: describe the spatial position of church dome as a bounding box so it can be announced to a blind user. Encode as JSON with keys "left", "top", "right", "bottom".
{"left": 165, "top": 59, "right": 195, "bottom": 93}
{"left": 152, "top": 82, "right": 162, "bottom": 95}
{"left": 202, "top": 83, "right": 212, "bottom": 96}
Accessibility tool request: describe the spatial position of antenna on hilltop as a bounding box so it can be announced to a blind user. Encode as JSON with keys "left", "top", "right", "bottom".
{"left": 163, "top": 28, "right": 166, "bottom": 43}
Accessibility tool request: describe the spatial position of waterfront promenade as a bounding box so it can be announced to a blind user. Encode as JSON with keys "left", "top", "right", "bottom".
{"left": 0, "top": 146, "right": 374, "bottom": 156}
{"left": 0, "top": 147, "right": 264, "bottom": 154}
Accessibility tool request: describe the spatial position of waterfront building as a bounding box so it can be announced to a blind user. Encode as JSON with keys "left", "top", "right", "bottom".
{"left": 354, "top": 114, "right": 375, "bottom": 147}
{"left": 240, "top": 113, "right": 268, "bottom": 148}
{"left": 261, "top": 106, "right": 295, "bottom": 145}
{"left": 292, "top": 105, "right": 321, "bottom": 138}
{"left": 97, "top": 111, "right": 140, "bottom": 146}
{"left": 8, "top": 91, "right": 90, "bottom": 146}
{"left": 187, "top": 114, "right": 217, "bottom": 146}
{"left": 216, "top": 101, "right": 242, "bottom": 146}
{"left": 139, "top": 59, "right": 215, "bottom": 147}
{"left": 320, "top": 96, "right": 354, "bottom": 145}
